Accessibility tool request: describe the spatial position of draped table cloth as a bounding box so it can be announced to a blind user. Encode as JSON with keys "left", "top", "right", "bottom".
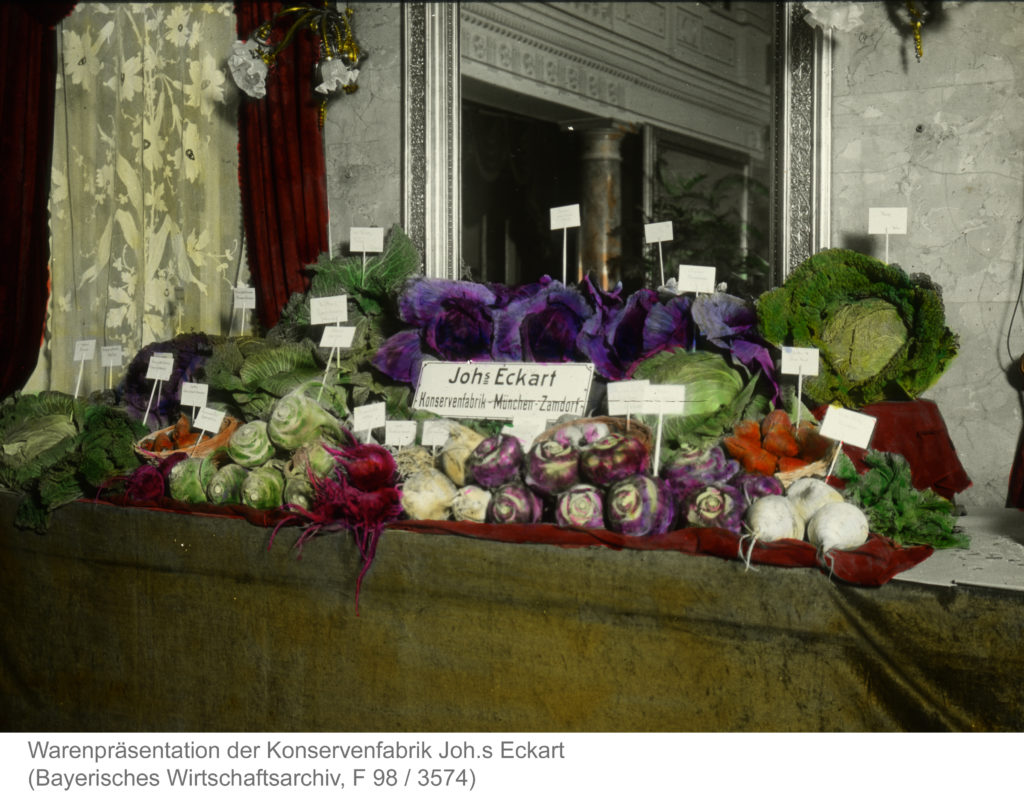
{"left": 2, "top": 492, "right": 1020, "bottom": 732}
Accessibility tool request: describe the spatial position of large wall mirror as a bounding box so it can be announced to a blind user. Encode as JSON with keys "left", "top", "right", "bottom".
{"left": 403, "top": 2, "right": 829, "bottom": 292}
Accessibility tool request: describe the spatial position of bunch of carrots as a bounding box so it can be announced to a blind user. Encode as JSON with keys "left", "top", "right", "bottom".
{"left": 723, "top": 409, "right": 831, "bottom": 476}
{"left": 147, "top": 414, "right": 201, "bottom": 453}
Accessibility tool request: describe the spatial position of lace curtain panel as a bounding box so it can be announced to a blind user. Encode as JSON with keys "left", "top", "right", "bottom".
{"left": 26, "top": 2, "right": 244, "bottom": 395}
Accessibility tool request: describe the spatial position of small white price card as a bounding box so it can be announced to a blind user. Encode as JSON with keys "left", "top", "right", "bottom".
{"left": 644, "top": 221, "right": 673, "bottom": 244}
{"left": 385, "top": 420, "right": 418, "bottom": 447}
{"left": 644, "top": 383, "right": 688, "bottom": 415}
{"left": 677, "top": 265, "right": 717, "bottom": 294}
{"left": 179, "top": 381, "right": 209, "bottom": 410}
{"left": 146, "top": 352, "right": 175, "bottom": 382}
{"left": 868, "top": 207, "right": 908, "bottom": 235}
{"left": 549, "top": 204, "right": 581, "bottom": 229}
{"left": 310, "top": 295, "right": 349, "bottom": 325}
{"left": 320, "top": 326, "right": 356, "bottom": 349}
{"left": 101, "top": 345, "right": 123, "bottom": 368}
{"left": 780, "top": 346, "right": 820, "bottom": 376}
{"left": 502, "top": 416, "right": 549, "bottom": 450}
{"left": 352, "top": 401, "right": 386, "bottom": 433}
{"left": 193, "top": 406, "right": 226, "bottom": 434}
{"left": 233, "top": 286, "right": 257, "bottom": 310}
{"left": 350, "top": 227, "right": 385, "bottom": 253}
{"left": 606, "top": 380, "right": 649, "bottom": 416}
{"left": 73, "top": 339, "right": 97, "bottom": 362}
{"left": 421, "top": 419, "right": 450, "bottom": 448}
{"left": 819, "top": 405, "right": 876, "bottom": 450}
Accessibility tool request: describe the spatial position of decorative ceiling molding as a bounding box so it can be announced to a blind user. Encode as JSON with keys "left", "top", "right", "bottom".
{"left": 460, "top": 2, "right": 772, "bottom": 159}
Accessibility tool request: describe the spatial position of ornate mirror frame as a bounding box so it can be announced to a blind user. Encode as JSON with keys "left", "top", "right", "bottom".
{"left": 402, "top": 2, "right": 830, "bottom": 283}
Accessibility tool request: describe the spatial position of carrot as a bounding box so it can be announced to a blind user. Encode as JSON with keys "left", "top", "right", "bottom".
{"left": 795, "top": 421, "right": 831, "bottom": 461}
{"left": 742, "top": 449, "right": 779, "bottom": 476}
{"left": 723, "top": 435, "right": 778, "bottom": 475}
{"left": 151, "top": 431, "right": 174, "bottom": 452}
{"left": 732, "top": 418, "right": 762, "bottom": 442}
{"left": 171, "top": 414, "right": 191, "bottom": 445}
{"left": 723, "top": 434, "right": 761, "bottom": 461}
{"left": 763, "top": 429, "right": 801, "bottom": 458}
{"left": 777, "top": 455, "right": 811, "bottom": 473}
{"left": 760, "top": 408, "right": 793, "bottom": 437}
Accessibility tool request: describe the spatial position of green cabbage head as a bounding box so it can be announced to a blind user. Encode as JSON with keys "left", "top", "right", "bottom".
{"left": 757, "top": 249, "right": 958, "bottom": 407}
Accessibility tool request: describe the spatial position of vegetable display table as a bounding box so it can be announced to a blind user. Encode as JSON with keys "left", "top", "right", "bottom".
{"left": 1, "top": 491, "right": 1021, "bottom": 732}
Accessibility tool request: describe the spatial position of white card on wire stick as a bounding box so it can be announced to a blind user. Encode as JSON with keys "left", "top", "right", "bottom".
{"left": 233, "top": 286, "right": 256, "bottom": 310}
{"left": 868, "top": 207, "right": 908, "bottom": 235}
{"left": 644, "top": 221, "right": 673, "bottom": 244}
{"left": 421, "top": 420, "right": 450, "bottom": 448}
{"left": 677, "top": 265, "right": 717, "bottom": 294}
{"left": 644, "top": 383, "right": 687, "bottom": 415}
{"left": 385, "top": 420, "right": 417, "bottom": 447}
{"left": 101, "top": 345, "right": 123, "bottom": 368}
{"left": 180, "top": 381, "right": 209, "bottom": 409}
{"left": 73, "top": 339, "right": 97, "bottom": 361}
{"left": 310, "top": 295, "right": 349, "bottom": 325}
{"left": 352, "top": 401, "right": 386, "bottom": 433}
{"left": 819, "top": 406, "right": 876, "bottom": 449}
{"left": 606, "top": 380, "right": 649, "bottom": 416}
{"left": 146, "top": 352, "right": 174, "bottom": 381}
{"left": 550, "top": 204, "right": 581, "bottom": 229}
{"left": 780, "top": 346, "right": 820, "bottom": 376}
{"left": 193, "top": 406, "right": 226, "bottom": 434}
{"left": 320, "top": 325, "right": 356, "bottom": 349}
{"left": 350, "top": 226, "right": 384, "bottom": 253}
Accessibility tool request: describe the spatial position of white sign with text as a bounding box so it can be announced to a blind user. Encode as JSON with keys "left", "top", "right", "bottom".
{"left": 413, "top": 362, "right": 594, "bottom": 420}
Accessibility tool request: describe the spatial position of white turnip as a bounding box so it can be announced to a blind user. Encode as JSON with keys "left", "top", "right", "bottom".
{"left": 786, "top": 477, "right": 842, "bottom": 526}
{"left": 806, "top": 501, "right": 869, "bottom": 554}
{"left": 739, "top": 494, "right": 804, "bottom": 569}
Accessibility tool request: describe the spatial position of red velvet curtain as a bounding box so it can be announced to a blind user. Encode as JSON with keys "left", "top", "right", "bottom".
{"left": 235, "top": 2, "right": 330, "bottom": 331}
{"left": 0, "top": 3, "right": 74, "bottom": 398}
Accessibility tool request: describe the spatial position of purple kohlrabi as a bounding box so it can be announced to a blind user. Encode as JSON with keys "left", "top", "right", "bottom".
{"left": 554, "top": 484, "right": 605, "bottom": 529}
{"left": 487, "top": 482, "right": 543, "bottom": 524}
{"left": 730, "top": 472, "right": 785, "bottom": 505}
{"left": 466, "top": 434, "right": 524, "bottom": 488}
{"left": 524, "top": 439, "right": 580, "bottom": 498}
{"left": 578, "top": 433, "right": 650, "bottom": 487}
{"left": 661, "top": 444, "right": 741, "bottom": 500}
{"left": 605, "top": 475, "right": 676, "bottom": 537}
{"left": 681, "top": 482, "right": 747, "bottom": 534}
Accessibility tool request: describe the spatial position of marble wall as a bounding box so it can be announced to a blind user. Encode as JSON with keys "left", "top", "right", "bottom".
{"left": 323, "top": 3, "right": 404, "bottom": 253}
{"left": 828, "top": 1, "right": 1024, "bottom": 508}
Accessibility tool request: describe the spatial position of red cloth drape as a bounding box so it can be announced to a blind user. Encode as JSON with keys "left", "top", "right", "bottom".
{"left": 0, "top": 3, "right": 74, "bottom": 399}
{"left": 813, "top": 399, "right": 971, "bottom": 500}
{"left": 235, "top": 2, "right": 330, "bottom": 331}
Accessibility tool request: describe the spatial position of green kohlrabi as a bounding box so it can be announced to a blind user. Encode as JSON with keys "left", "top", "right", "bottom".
{"left": 227, "top": 420, "right": 275, "bottom": 467}
{"left": 267, "top": 386, "right": 345, "bottom": 451}
{"left": 206, "top": 463, "right": 249, "bottom": 505}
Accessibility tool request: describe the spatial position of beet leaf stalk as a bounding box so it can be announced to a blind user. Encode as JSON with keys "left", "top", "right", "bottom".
{"left": 270, "top": 435, "right": 402, "bottom": 615}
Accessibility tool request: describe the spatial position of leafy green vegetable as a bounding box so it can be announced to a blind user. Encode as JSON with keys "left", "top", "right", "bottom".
{"left": 0, "top": 392, "right": 80, "bottom": 489}
{"left": 632, "top": 348, "right": 766, "bottom": 449}
{"left": 833, "top": 449, "right": 968, "bottom": 550}
{"left": 756, "top": 248, "right": 958, "bottom": 407}
{"left": 0, "top": 393, "right": 146, "bottom": 531}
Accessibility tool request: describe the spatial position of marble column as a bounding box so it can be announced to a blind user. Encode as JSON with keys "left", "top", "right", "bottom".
{"left": 577, "top": 122, "right": 628, "bottom": 288}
